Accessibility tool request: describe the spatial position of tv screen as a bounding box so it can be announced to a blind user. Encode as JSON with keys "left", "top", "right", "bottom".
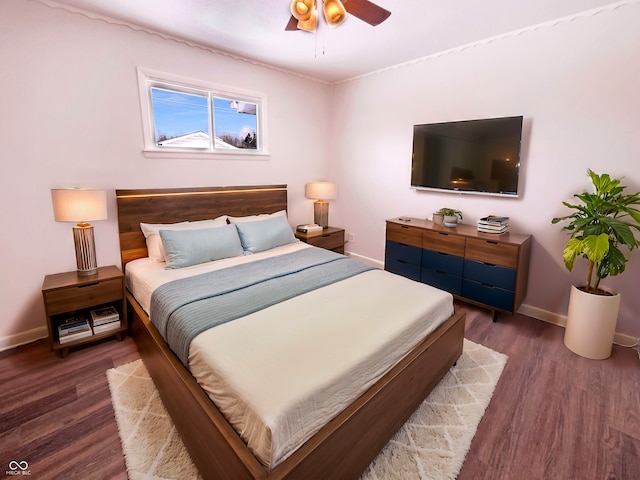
{"left": 411, "top": 115, "right": 523, "bottom": 196}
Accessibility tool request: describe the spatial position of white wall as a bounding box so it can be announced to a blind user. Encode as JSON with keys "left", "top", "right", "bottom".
{"left": 2, "top": 0, "right": 639, "bottom": 348}
{"left": 0, "top": 0, "right": 331, "bottom": 346}
{"left": 330, "top": 4, "right": 640, "bottom": 337}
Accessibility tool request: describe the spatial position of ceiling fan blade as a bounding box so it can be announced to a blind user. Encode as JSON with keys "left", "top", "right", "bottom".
{"left": 285, "top": 15, "right": 299, "bottom": 30}
{"left": 344, "top": 0, "right": 391, "bottom": 26}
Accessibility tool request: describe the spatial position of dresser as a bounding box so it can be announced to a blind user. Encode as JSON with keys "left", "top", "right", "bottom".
{"left": 385, "top": 217, "right": 532, "bottom": 320}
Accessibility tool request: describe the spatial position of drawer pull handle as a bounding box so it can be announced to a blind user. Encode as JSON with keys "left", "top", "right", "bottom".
{"left": 401, "top": 225, "right": 410, "bottom": 229}
{"left": 398, "top": 260, "right": 408, "bottom": 264}
{"left": 438, "top": 232, "right": 449, "bottom": 236}
{"left": 78, "top": 282, "right": 99, "bottom": 288}
{"left": 486, "top": 240, "right": 498, "bottom": 245}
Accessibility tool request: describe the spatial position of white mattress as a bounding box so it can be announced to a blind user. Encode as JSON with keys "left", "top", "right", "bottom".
{"left": 126, "top": 245, "right": 454, "bottom": 470}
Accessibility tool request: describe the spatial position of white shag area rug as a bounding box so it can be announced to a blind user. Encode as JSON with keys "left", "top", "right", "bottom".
{"left": 107, "top": 339, "right": 507, "bottom": 480}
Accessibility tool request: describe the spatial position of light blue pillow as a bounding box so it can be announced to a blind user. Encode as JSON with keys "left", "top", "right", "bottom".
{"left": 159, "top": 225, "right": 244, "bottom": 269}
{"left": 234, "top": 215, "right": 297, "bottom": 253}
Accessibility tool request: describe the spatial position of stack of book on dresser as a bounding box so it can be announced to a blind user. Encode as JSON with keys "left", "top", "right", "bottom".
{"left": 477, "top": 216, "right": 510, "bottom": 234}
{"left": 58, "top": 316, "right": 92, "bottom": 343}
{"left": 90, "top": 306, "right": 120, "bottom": 334}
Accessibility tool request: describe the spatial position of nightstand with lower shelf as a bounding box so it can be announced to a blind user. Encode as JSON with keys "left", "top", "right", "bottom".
{"left": 42, "top": 265, "right": 127, "bottom": 356}
{"left": 295, "top": 226, "right": 345, "bottom": 254}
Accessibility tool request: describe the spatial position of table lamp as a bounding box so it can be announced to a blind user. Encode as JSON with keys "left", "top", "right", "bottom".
{"left": 51, "top": 188, "right": 108, "bottom": 276}
{"left": 305, "top": 181, "right": 337, "bottom": 228}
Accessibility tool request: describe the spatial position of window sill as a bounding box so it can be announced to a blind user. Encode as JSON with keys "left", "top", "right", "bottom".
{"left": 142, "top": 149, "right": 270, "bottom": 161}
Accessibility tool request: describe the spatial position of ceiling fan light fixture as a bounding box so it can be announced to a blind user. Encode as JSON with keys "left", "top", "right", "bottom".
{"left": 286, "top": 0, "right": 390, "bottom": 32}
{"left": 290, "top": 0, "right": 315, "bottom": 21}
{"left": 297, "top": 8, "right": 318, "bottom": 32}
{"left": 323, "top": 0, "right": 347, "bottom": 28}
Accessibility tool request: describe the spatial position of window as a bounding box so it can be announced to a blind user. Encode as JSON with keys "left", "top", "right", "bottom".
{"left": 138, "top": 69, "right": 268, "bottom": 158}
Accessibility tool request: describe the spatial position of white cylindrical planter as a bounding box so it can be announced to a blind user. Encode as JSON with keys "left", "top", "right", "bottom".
{"left": 564, "top": 285, "right": 620, "bottom": 359}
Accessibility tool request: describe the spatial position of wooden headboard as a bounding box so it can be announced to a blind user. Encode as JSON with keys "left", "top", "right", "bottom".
{"left": 116, "top": 185, "right": 288, "bottom": 268}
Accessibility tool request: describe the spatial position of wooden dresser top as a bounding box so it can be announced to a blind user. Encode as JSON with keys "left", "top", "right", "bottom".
{"left": 386, "top": 217, "right": 531, "bottom": 246}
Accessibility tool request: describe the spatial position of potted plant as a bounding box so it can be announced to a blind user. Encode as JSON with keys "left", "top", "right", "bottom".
{"left": 438, "top": 208, "right": 463, "bottom": 227}
{"left": 551, "top": 169, "right": 640, "bottom": 359}
{"left": 432, "top": 211, "right": 444, "bottom": 225}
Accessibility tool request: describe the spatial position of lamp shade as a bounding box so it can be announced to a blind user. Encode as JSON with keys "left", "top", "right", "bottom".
{"left": 297, "top": 7, "right": 318, "bottom": 31}
{"left": 305, "top": 182, "right": 337, "bottom": 201}
{"left": 51, "top": 189, "right": 107, "bottom": 276}
{"left": 323, "top": 0, "right": 347, "bottom": 28}
{"left": 290, "top": 0, "right": 315, "bottom": 21}
{"left": 51, "top": 189, "right": 107, "bottom": 223}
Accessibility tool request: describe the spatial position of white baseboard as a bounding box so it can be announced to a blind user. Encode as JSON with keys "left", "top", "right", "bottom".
{"left": 518, "top": 304, "right": 566, "bottom": 327}
{"left": 518, "top": 303, "right": 639, "bottom": 348}
{"left": 345, "top": 251, "right": 384, "bottom": 269}
{"left": 0, "top": 326, "right": 49, "bottom": 352}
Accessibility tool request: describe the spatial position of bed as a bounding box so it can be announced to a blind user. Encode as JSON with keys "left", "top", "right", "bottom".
{"left": 116, "top": 185, "right": 465, "bottom": 480}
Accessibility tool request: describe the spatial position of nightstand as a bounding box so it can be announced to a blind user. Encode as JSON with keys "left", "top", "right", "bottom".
{"left": 295, "top": 226, "right": 345, "bottom": 254}
{"left": 42, "top": 265, "right": 127, "bottom": 356}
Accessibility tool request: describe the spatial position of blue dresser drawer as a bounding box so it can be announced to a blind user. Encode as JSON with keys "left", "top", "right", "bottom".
{"left": 422, "top": 249, "right": 464, "bottom": 276}
{"left": 385, "top": 257, "right": 421, "bottom": 281}
{"left": 463, "top": 259, "right": 516, "bottom": 290}
{"left": 462, "top": 279, "right": 514, "bottom": 311}
{"left": 385, "top": 240, "right": 422, "bottom": 265}
{"left": 421, "top": 268, "right": 463, "bottom": 295}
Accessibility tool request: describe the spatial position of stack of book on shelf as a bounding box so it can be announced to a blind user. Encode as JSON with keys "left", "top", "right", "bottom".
{"left": 477, "top": 215, "right": 510, "bottom": 234}
{"left": 58, "top": 316, "right": 93, "bottom": 344}
{"left": 90, "top": 306, "right": 121, "bottom": 334}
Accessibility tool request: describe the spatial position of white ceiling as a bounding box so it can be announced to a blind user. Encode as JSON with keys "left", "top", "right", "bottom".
{"left": 50, "top": 0, "right": 619, "bottom": 83}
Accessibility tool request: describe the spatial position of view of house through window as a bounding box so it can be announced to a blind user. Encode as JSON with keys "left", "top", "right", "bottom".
{"left": 149, "top": 85, "right": 260, "bottom": 152}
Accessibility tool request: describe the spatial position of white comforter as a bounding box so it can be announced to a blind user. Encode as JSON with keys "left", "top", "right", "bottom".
{"left": 126, "top": 244, "right": 454, "bottom": 469}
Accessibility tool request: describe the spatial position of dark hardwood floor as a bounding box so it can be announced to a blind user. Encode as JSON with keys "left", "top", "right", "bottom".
{"left": 458, "top": 303, "right": 640, "bottom": 480}
{"left": 0, "top": 336, "right": 139, "bottom": 480}
{"left": 1, "top": 304, "right": 638, "bottom": 479}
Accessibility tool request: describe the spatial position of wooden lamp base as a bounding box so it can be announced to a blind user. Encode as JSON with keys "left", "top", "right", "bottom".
{"left": 73, "top": 223, "right": 98, "bottom": 276}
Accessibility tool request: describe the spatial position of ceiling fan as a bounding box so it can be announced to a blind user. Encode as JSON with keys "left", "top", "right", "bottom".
{"left": 286, "top": 0, "right": 391, "bottom": 32}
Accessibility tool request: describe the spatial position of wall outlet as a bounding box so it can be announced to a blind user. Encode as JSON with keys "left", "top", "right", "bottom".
{"left": 347, "top": 233, "right": 356, "bottom": 243}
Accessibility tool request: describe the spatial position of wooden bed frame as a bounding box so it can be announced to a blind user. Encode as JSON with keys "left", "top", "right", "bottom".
{"left": 116, "top": 184, "right": 465, "bottom": 480}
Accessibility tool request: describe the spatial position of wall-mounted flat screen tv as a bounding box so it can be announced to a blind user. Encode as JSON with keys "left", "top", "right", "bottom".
{"left": 411, "top": 115, "right": 523, "bottom": 197}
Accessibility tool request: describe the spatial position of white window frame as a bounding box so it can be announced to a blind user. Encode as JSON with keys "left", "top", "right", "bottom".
{"left": 137, "top": 68, "right": 269, "bottom": 159}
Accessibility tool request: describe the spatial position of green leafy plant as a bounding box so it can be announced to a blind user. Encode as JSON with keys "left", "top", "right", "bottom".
{"left": 551, "top": 169, "right": 640, "bottom": 294}
{"left": 437, "top": 208, "right": 463, "bottom": 219}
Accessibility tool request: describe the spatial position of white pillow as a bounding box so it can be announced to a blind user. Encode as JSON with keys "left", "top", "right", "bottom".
{"left": 227, "top": 210, "right": 287, "bottom": 224}
{"left": 140, "top": 216, "right": 228, "bottom": 261}
{"left": 160, "top": 224, "right": 244, "bottom": 269}
{"left": 234, "top": 215, "right": 297, "bottom": 253}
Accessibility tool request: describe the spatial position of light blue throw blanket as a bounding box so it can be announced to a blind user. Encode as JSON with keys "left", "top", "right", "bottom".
{"left": 150, "top": 248, "right": 374, "bottom": 365}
